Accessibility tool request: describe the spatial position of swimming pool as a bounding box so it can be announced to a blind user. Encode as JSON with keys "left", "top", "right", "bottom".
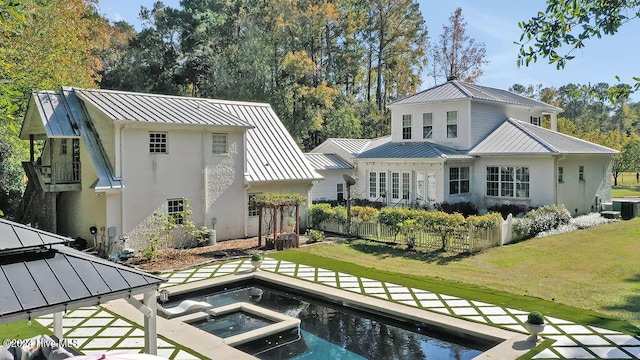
{"left": 162, "top": 279, "right": 495, "bottom": 359}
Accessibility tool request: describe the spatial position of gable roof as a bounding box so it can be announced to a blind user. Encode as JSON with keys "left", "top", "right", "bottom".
{"left": 315, "top": 138, "right": 373, "bottom": 156}
{"left": 305, "top": 153, "right": 354, "bottom": 170}
{"left": 390, "top": 81, "right": 563, "bottom": 112}
{"left": 19, "top": 91, "right": 80, "bottom": 139}
{"left": 469, "top": 118, "right": 618, "bottom": 155}
{"left": 74, "top": 88, "right": 253, "bottom": 128}
{"left": 0, "top": 218, "right": 165, "bottom": 323}
{"left": 357, "top": 136, "right": 473, "bottom": 159}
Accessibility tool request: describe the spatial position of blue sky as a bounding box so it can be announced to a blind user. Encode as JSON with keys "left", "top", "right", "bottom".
{"left": 98, "top": 0, "right": 640, "bottom": 98}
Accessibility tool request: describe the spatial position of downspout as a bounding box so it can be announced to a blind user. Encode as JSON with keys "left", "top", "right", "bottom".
{"left": 244, "top": 183, "right": 251, "bottom": 237}
{"left": 203, "top": 130, "right": 207, "bottom": 226}
{"left": 555, "top": 154, "right": 566, "bottom": 205}
{"left": 119, "top": 123, "right": 128, "bottom": 239}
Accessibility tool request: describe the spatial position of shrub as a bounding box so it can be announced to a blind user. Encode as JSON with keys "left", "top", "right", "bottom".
{"left": 378, "top": 208, "right": 420, "bottom": 237}
{"left": 434, "top": 201, "right": 478, "bottom": 217}
{"left": 570, "top": 212, "right": 616, "bottom": 230}
{"left": 515, "top": 204, "right": 572, "bottom": 238}
{"left": 305, "top": 229, "right": 325, "bottom": 243}
{"left": 467, "top": 212, "right": 503, "bottom": 229}
{"left": 309, "top": 203, "right": 333, "bottom": 227}
{"left": 397, "top": 219, "right": 420, "bottom": 250}
{"left": 512, "top": 217, "right": 534, "bottom": 238}
{"left": 487, "top": 203, "right": 532, "bottom": 219}
{"left": 251, "top": 253, "right": 262, "bottom": 262}
{"left": 527, "top": 311, "right": 545, "bottom": 325}
{"left": 351, "top": 206, "right": 379, "bottom": 222}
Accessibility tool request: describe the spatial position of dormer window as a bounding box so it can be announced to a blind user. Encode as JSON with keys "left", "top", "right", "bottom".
{"left": 402, "top": 114, "right": 412, "bottom": 140}
{"left": 447, "top": 111, "right": 457, "bottom": 138}
{"left": 423, "top": 113, "right": 433, "bottom": 139}
{"left": 530, "top": 116, "right": 541, "bottom": 126}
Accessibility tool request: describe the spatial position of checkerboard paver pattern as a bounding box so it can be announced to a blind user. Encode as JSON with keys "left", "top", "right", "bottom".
{"left": 36, "top": 257, "right": 640, "bottom": 359}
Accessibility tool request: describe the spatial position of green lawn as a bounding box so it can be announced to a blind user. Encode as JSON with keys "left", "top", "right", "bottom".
{"left": 272, "top": 218, "right": 640, "bottom": 333}
{"left": 0, "top": 320, "right": 51, "bottom": 341}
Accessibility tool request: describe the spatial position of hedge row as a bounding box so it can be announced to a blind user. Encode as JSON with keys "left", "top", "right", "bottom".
{"left": 512, "top": 204, "right": 572, "bottom": 238}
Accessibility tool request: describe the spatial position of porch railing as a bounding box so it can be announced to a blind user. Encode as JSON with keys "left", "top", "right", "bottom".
{"left": 35, "top": 161, "right": 81, "bottom": 184}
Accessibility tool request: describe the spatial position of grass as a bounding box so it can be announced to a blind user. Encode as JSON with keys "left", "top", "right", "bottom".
{"left": 271, "top": 218, "right": 640, "bottom": 335}
{"left": 612, "top": 172, "right": 640, "bottom": 197}
{"left": 0, "top": 320, "right": 51, "bottom": 341}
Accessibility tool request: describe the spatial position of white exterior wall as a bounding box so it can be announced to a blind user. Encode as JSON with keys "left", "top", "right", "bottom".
{"left": 310, "top": 170, "right": 349, "bottom": 201}
{"left": 556, "top": 154, "right": 613, "bottom": 215}
{"left": 472, "top": 155, "right": 556, "bottom": 211}
{"left": 389, "top": 101, "right": 471, "bottom": 150}
{"left": 119, "top": 124, "right": 247, "bottom": 249}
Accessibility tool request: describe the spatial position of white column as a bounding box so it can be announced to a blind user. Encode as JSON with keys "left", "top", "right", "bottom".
{"left": 551, "top": 113, "right": 558, "bottom": 131}
{"left": 143, "top": 290, "right": 158, "bottom": 355}
{"left": 53, "top": 312, "right": 64, "bottom": 339}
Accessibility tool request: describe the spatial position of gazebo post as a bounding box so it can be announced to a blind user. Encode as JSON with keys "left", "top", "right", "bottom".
{"left": 53, "top": 311, "right": 64, "bottom": 339}
{"left": 295, "top": 204, "right": 300, "bottom": 247}
{"left": 143, "top": 289, "right": 158, "bottom": 355}
{"left": 273, "top": 206, "right": 278, "bottom": 248}
{"left": 258, "top": 206, "right": 262, "bottom": 247}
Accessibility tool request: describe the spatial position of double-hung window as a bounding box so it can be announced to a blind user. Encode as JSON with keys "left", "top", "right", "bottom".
{"left": 212, "top": 133, "right": 228, "bottom": 154}
{"left": 248, "top": 193, "right": 260, "bottom": 217}
{"left": 423, "top": 113, "right": 433, "bottom": 139}
{"left": 60, "top": 139, "right": 68, "bottom": 155}
{"left": 579, "top": 165, "right": 585, "bottom": 181}
{"left": 402, "top": 114, "right": 412, "bottom": 140}
{"left": 446, "top": 111, "right": 458, "bottom": 138}
{"left": 337, "top": 183, "right": 344, "bottom": 202}
{"left": 167, "top": 198, "right": 185, "bottom": 225}
{"left": 150, "top": 132, "right": 167, "bottom": 153}
{"left": 449, "top": 167, "right": 470, "bottom": 195}
{"left": 558, "top": 167, "right": 564, "bottom": 183}
{"left": 486, "top": 166, "right": 529, "bottom": 198}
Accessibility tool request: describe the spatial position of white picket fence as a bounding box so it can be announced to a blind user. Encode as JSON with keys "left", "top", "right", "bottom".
{"left": 315, "top": 218, "right": 507, "bottom": 253}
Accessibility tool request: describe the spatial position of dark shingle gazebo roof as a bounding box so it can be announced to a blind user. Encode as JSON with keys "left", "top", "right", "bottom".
{"left": 0, "top": 219, "right": 166, "bottom": 324}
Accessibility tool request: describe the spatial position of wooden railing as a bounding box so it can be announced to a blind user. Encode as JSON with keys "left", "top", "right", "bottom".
{"left": 35, "top": 161, "right": 81, "bottom": 184}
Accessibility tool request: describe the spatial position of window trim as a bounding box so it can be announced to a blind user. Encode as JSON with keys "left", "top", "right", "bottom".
{"left": 248, "top": 193, "right": 260, "bottom": 217}
{"left": 402, "top": 114, "right": 412, "bottom": 140}
{"left": 558, "top": 166, "right": 564, "bottom": 183}
{"left": 60, "top": 138, "right": 68, "bottom": 155}
{"left": 337, "top": 183, "right": 345, "bottom": 202}
{"left": 446, "top": 111, "right": 458, "bottom": 138}
{"left": 369, "top": 172, "right": 377, "bottom": 198}
{"left": 212, "top": 133, "right": 228, "bottom": 154}
{"left": 579, "top": 165, "right": 585, "bottom": 181}
{"left": 149, "top": 132, "right": 168, "bottom": 154}
{"left": 167, "top": 198, "right": 185, "bottom": 225}
{"left": 485, "top": 166, "right": 530, "bottom": 199}
{"left": 449, "top": 166, "right": 470, "bottom": 195}
{"left": 423, "top": 113, "right": 433, "bottom": 139}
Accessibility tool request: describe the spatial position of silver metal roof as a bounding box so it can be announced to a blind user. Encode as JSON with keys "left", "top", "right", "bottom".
{"left": 356, "top": 136, "right": 473, "bottom": 159}
{"left": 470, "top": 118, "right": 619, "bottom": 155}
{"left": 0, "top": 219, "right": 165, "bottom": 323}
{"left": 74, "top": 89, "right": 253, "bottom": 128}
{"left": 391, "top": 81, "right": 563, "bottom": 112}
{"left": 324, "top": 138, "right": 373, "bottom": 155}
{"left": 19, "top": 91, "right": 80, "bottom": 140}
{"left": 0, "top": 220, "right": 69, "bottom": 252}
{"left": 304, "top": 153, "right": 353, "bottom": 170}
{"left": 210, "top": 101, "right": 322, "bottom": 182}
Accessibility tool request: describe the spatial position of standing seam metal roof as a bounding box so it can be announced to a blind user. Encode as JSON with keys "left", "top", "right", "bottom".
{"left": 356, "top": 136, "right": 473, "bottom": 159}
{"left": 74, "top": 89, "right": 253, "bottom": 128}
{"left": 0, "top": 219, "right": 165, "bottom": 322}
{"left": 304, "top": 153, "right": 354, "bottom": 170}
{"left": 469, "top": 118, "right": 618, "bottom": 155}
{"left": 391, "top": 81, "right": 563, "bottom": 112}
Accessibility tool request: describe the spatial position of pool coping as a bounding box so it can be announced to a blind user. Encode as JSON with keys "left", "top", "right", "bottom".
{"left": 130, "top": 270, "right": 535, "bottom": 360}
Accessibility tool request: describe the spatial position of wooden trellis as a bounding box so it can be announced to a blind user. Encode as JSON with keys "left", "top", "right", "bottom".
{"left": 254, "top": 193, "right": 306, "bottom": 250}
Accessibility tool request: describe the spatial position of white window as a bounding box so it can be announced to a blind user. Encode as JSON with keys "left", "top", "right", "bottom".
{"left": 402, "top": 114, "right": 412, "bottom": 140}
{"left": 558, "top": 166, "right": 564, "bottom": 183}
{"left": 402, "top": 172, "right": 410, "bottom": 199}
{"left": 579, "top": 165, "right": 585, "bottom": 181}
{"left": 423, "top": 113, "right": 433, "bottom": 139}
{"left": 212, "top": 133, "right": 228, "bottom": 154}
{"left": 150, "top": 132, "right": 167, "bottom": 153}
{"left": 167, "top": 198, "right": 184, "bottom": 225}
{"left": 391, "top": 172, "right": 400, "bottom": 199}
{"left": 447, "top": 111, "right": 457, "bottom": 138}
{"left": 337, "top": 183, "right": 344, "bottom": 202}
{"left": 449, "top": 167, "right": 470, "bottom": 195}
{"left": 248, "top": 193, "right": 260, "bottom": 217}
{"left": 486, "top": 166, "right": 529, "bottom": 198}
{"left": 530, "top": 116, "right": 541, "bottom": 126}
{"left": 379, "top": 172, "right": 387, "bottom": 198}
{"left": 369, "top": 172, "right": 377, "bottom": 198}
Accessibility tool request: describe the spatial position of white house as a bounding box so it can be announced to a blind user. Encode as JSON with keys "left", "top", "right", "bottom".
{"left": 18, "top": 88, "right": 321, "bottom": 250}
{"left": 309, "top": 81, "right": 617, "bottom": 215}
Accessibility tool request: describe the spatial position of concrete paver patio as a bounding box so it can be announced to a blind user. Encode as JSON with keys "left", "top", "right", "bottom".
{"left": 36, "top": 257, "right": 640, "bottom": 359}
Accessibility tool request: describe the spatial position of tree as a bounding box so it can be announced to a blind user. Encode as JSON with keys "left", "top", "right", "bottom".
{"left": 429, "top": 8, "right": 488, "bottom": 84}
{"left": 517, "top": 0, "right": 640, "bottom": 98}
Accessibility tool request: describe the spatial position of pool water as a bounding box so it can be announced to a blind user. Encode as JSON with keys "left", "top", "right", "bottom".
{"left": 191, "top": 312, "right": 275, "bottom": 338}
{"left": 165, "top": 282, "right": 492, "bottom": 359}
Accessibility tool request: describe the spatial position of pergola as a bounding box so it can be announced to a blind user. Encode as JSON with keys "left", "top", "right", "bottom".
{"left": 254, "top": 193, "right": 306, "bottom": 249}
{"left": 0, "top": 219, "right": 166, "bottom": 354}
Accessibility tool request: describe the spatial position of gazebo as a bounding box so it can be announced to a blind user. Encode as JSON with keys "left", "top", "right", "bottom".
{"left": 254, "top": 193, "right": 306, "bottom": 250}
{"left": 0, "top": 219, "right": 166, "bottom": 355}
